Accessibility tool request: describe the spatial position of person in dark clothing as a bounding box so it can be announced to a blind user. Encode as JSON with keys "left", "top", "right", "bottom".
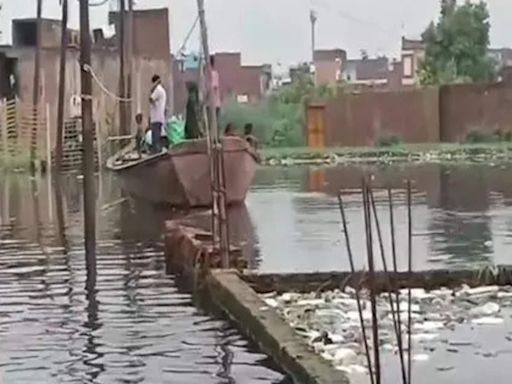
{"left": 184, "top": 81, "right": 203, "bottom": 140}
{"left": 244, "top": 123, "right": 259, "bottom": 149}
{"left": 224, "top": 123, "right": 238, "bottom": 137}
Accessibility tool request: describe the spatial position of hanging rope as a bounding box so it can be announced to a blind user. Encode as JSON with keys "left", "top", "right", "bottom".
{"left": 82, "top": 64, "right": 132, "bottom": 102}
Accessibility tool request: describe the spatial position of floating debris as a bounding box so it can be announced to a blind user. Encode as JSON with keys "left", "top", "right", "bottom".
{"left": 262, "top": 283, "right": 512, "bottom": 382}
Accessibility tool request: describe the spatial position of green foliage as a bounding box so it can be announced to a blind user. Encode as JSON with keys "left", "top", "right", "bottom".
{"left": 375, "top": 134, "right": 402, "bottom": 147}
{"left": 221, "top": 73, "right": 338, "bottom": 147}
{"left": 464, "top": 128, "right": 512, "bottom": 144}
{"left": 419, "top": 0, "right": 496, "bottom": 85}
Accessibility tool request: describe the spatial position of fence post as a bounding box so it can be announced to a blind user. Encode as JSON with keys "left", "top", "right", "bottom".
{"left": 0, "top": 99, "right": 5, "bottom": 164}
{"left": 45, "top": 103, "right": 51, "bottom": 169}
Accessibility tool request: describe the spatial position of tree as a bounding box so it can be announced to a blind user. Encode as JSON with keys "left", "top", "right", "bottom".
{"left": 419, "top": 0, "right": 496, "bottom": 85}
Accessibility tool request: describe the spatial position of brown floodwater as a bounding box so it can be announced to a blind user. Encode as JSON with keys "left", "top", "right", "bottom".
{"left": 1, "top": 161, "right": 512, "bottom": 383}
{"left": 0, "top": 174, "right": 288, "bottom": 383}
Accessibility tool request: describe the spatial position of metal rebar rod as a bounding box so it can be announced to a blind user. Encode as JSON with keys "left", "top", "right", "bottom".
{"left": 369, "top": 186, "right": 407, "bottom": 384}
{"left": 406, "top": 180, "right": 413, "bottom": 384}
{"left": 362, "top": 181, "right": 381, "bottom": 384}
{"left": 388, "top": 188, "right": 408, "bottom": 384}
{"left": 337, "top": 192, "right": 375, "bottom": 384}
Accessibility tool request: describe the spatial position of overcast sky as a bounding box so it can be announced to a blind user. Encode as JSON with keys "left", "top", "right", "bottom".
{"left": 1, "top": 0, "right": 512, "bottom": 67}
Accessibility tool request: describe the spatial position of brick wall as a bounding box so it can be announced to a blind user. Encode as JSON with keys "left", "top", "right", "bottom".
{"left": 439, "top": 82, "right": 512, "bottom": 142}
{"left": 320, "top": 87, "right": 439, "bottom": 147}
{"left": 309, "top": 82, "right": 512, "bottom": 147}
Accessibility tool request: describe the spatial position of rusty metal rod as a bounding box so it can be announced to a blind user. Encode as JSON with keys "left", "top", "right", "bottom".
{"left": 362, "top": 180, "right": 381, "bottom": 384}
{"left": 369, "top": 185, "right": 407, "bottom": 384}
{"left": 337, "top": 192, "right": 375, "bottom": 384}
{"left": 388, "top": 188, "right": 408, "bottom": 384}
{"left": 406, "top": 180, "right": 413, "bottom": 384}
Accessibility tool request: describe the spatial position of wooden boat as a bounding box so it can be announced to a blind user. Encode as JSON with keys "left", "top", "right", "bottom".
{"left": 106, "top": 136, "right": 259, "bottom": 207}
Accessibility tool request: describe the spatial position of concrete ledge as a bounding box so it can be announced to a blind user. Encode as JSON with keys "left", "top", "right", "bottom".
{"left": 242, "top": 266, "right": 512, "bottom": 294}
{"left": 164, "top": 220, "right": 246, "bottom": 280}
{"left": 207, "top": 269, "right": 348, "bottom": 384}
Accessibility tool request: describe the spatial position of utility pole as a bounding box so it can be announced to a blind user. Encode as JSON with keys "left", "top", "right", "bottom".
{"left": 310, "top": 9, "right": 317, "bottom": 63}
{"left": 196, "top": 0, "right": 230, "bottom": 268}
{"left": 118, "top": 0, "right": 128, "bottom": 136}
{"left": 79, "top": 0, "right": 97, "bottom": 277}
{"left": 31, "top": 0, "right": 43, "bottom": 172}
{"left": 55, "top": 0, "right": 68, "bottom": 174}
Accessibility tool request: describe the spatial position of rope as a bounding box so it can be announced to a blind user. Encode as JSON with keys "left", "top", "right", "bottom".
{"left": 177, "top": 15, "right": 200, "bottom": 56}
{"left": 82, "top": 64, "right": 132, "bottom": 102}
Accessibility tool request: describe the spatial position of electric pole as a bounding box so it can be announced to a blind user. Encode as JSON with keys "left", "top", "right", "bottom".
{"left": 55, "top": 0, "right": 68, "bottom": 174}
{"left": 79, "top": 0, "right": 97, "bottom": 276}
{"left": 310, "top": 9, "right": 317, "bottom": 63}
{"left": 31, "top": 0, "right": 43, "bottom": 172}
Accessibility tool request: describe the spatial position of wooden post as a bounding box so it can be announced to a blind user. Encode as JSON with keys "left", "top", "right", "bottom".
{"left": 79, "top": 0, "right": 97, "bottom": 273}
{"left": 31, "top": 0, "right": 43, "bottom": 171}
{"left": 55, "top": 0, "right": 68, "bottom": 174}
{"left": 118, "top": 0, "right": 128, "bottom": 136}
{"left": 126, "top": 0, "right": 134, "bottom": 131}
{"left": 46, "top": 104, "right": 53, "bottom": 221}
{"left": 45, "top": 102, "right": 51, "bottom": 172}
{"left": 0, "top": 100, "right": 6, "bottom": 163}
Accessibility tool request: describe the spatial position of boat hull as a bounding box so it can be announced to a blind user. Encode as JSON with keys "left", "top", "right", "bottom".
{"left": 108, "top": 137, "right": 258, "bottom": 207}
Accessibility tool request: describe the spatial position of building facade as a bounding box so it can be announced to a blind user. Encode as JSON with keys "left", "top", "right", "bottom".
{"left": 0, "top": 8, "right": 173, "bottom": 150}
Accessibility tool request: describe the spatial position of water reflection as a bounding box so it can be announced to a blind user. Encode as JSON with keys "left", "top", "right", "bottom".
{"left": 250, "top": 163, "right": 512, "bottom": 272}
{"left": 0, "top": 173, "right": 285, "bottom": 383}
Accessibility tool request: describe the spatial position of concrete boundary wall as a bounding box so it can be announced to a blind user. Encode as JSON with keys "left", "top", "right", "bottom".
{"left": 207, "top": 270, "right": 347, "bottom": 384}
{"left": 307, "top": 82, "right": 512, "bottom": 147}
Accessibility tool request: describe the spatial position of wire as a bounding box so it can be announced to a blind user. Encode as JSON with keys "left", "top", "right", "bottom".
{"left": 176, "top": 15, "right": 200, "bottom": 56}
{"left": 89, "top": 0, "right": 110, "bottom": 7}
{"left": 310, "top": 0, "right": 397, "bottom": 37}
{"left": 82, "top": 64, "right": 132, "bottom": 102}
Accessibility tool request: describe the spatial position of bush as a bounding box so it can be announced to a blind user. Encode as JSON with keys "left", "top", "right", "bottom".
{"left": 220, "top": 74, "right": 338, "bottom": 147}
{"left": 375, "top": 134, "right": 402, "bottom": 147}
{"left": 463, "top": 129, "right": 512, "bottom": 144}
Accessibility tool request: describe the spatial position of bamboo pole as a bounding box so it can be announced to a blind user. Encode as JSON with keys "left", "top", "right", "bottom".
{"left": 79, "top": 0, "right": 97, "bottom": 274}
{"left": 118, "top": 0, "right": 128, "bottom": 136}
{"left": 196, "top": 0, "right": 230, "bottom": 267}
{"left": 31, "top": 0, "right": 43, "bottom": 172}
{"left": 55, "top": 0, "right": 68, "bottom": 174}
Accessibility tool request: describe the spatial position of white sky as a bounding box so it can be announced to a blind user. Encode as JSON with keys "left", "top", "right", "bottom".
{"left": 1, "top": 0, "right": 511, "bottom": 67}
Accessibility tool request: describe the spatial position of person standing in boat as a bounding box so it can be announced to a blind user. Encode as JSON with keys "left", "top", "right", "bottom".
{"left": 244, "top": 123, "right": 259, "bottom": 149}
{"left": 149, "top": 74, "right": 167, "bottom": 153}
{"left": 210, "top": 55, "right": 221, "bottom": 122}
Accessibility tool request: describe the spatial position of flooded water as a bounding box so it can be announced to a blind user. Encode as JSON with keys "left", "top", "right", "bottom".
{"left": 2, "top": 161, "right": 512, "bottom": 382}
{"left": 250, "top": 163, "right": 512, "bottom": 273}
{"left": 0, "top": 175, "right": 287, "bottom": 383}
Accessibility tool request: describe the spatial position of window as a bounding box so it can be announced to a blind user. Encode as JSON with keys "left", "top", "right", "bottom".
{"left": 403, "top": 55, "right": 413, "bottom": 77}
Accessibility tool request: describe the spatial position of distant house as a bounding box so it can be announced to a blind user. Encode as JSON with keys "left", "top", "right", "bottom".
{"left": 313, "top": 49, "right": 347, "bottom": 87}
{"left": 488, "top": 48, "right": 512, "bottom": 70}
{"left": 401, "top": 37, "right": 425, "bottom": 86}
{"left": 342, "top": 57, "right": 390, "bottom": 86}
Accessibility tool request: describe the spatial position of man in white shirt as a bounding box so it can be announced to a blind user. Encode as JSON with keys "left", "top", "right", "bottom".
{"left": 149, "top": 74, "right": 167, "bottom": 153}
